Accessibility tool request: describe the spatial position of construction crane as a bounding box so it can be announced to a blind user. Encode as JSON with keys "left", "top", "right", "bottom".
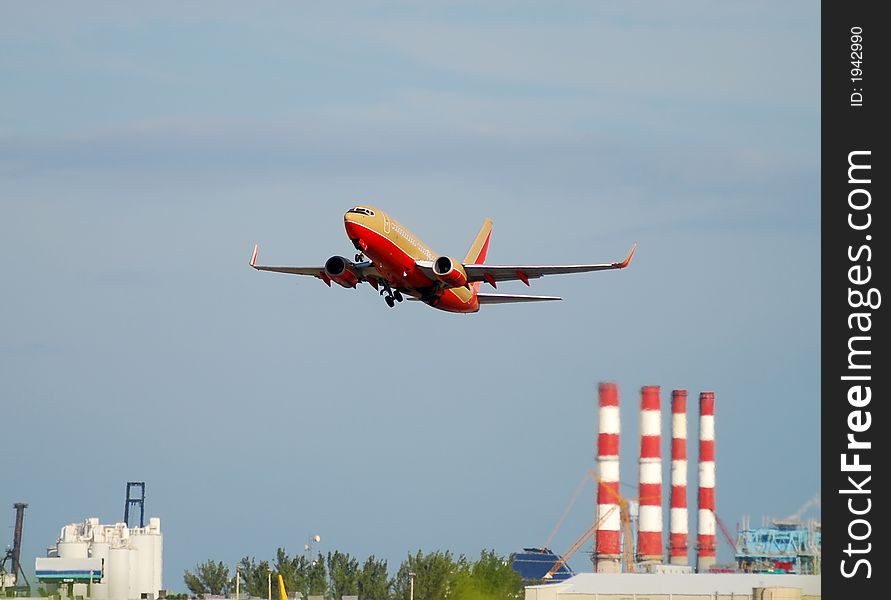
{"left": 714, "top": 512, "right": 738, "bottom": 555}
{"left": 618, "top": 496, "right": 634, "bottom": 573}
{"left": 542, "top": 507, "right": 612, "bottom": 580}
{"left": 543, "top": 471, "right": 635, "bottom": 580}
{"left": 543, "top": 471, "right": 593, "bottom": 550}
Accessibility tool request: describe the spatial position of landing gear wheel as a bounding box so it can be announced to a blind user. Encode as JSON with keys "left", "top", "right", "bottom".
{"left": 355, "top": 253, "right": 365, "bottom": 262}
{"left": 394, "top": 290, "right": 403, "bottom": 302}
{"left": 385, "top": 296, "right": 395, "bottom": 308}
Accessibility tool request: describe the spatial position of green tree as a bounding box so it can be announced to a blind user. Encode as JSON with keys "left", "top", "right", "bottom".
{"left": 357, "top": 555, "right": 390, "bottom": 600}
{"left": 450, "top": 551, "right": 523, "bottom": 600}
{"left": 393, "top": 551, "right": 457, "bottom": 600}
{"left": 274, "top": 548, "right": 305, "bottom": 600}
{"left": 183, "top": 559, "right": 232, "bottom": 597}
{"left": 239, "top": 556, "right": 273, "bottom": 599}
{"left": 327, "top": 551, "right": 360, "bottom": 600}
{"left": 308, "top": 552, "right": 328, "bottom": 597}
{"left": 271, "top": 548, "right": 328, "bottom": 600}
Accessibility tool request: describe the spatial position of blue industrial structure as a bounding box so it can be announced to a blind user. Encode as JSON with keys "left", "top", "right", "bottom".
{"left": 511, "top": 548, "right": 574, "bottom": 583}
{"left": 735, "top": 520, "right": 821, "bottom": 575}
{"left": 124, "top": 482, "right": 145, "bottom": 528}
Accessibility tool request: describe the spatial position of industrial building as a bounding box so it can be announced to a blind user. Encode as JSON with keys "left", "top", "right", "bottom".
{"left": 512, "top": 548, "right": 575, "bottom": 583}
{"left": 514, "top": 384, "right": 821, "bottom": 599}
{"left": 735, "top": 519, "right": 821, "bottom": 575}
{"left": 525, "top": 573, "right": 821, "bottom": 600}
{"left": 35, "top": 516, "right": 163, "bottom": 600}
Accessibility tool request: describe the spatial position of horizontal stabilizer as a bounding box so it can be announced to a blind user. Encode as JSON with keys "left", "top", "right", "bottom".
{"left": 477, "top": 293, "right": 562, "bottom": 304}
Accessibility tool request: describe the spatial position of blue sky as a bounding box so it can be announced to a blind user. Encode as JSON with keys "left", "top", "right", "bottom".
{"left": 2, "top": 2, "right": 819, "bottom": 591}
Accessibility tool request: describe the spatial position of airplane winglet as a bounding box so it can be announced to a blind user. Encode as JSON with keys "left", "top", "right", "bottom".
{"left": 617, "top": 242, "right": 637, "bottom": 269}
{"left": 250, "top": 243, "right": 259, "bottom": 268}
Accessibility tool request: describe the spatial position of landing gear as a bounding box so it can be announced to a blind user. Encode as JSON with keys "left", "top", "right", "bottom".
{"left": 379, "top": 281, "right": 403, "bottom": 308}
{"left": 355, "top": 252, "right": 365, "bottom": 262}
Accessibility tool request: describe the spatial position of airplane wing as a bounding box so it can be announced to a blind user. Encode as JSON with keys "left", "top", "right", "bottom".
{"left": 249, "top": 244, "right": 378, "bottom": 286}
{"left": 250, "top": 244, "right": 325, "bottom": 277}
{"left": 415, "top": 242, "right": 636, "bottom": 288}
{"left": 477, "top": 293, "right": 562, "bottom": 304}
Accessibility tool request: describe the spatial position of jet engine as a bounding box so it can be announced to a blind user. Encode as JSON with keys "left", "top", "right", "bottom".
{"left": 432, "top": 255, "right": 468, "bottom": 288}
{"left": 324, "top": 256, "right": 360, "bottom": 288}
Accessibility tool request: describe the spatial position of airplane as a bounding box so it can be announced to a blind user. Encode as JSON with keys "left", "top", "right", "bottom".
{"left": 250, "top": 206, "right": 636, "bottom": 314}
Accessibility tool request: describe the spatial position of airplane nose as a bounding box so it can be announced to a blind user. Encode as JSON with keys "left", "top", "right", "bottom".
{"left": 344, "top": 218, "right": 362, "bottom": 241}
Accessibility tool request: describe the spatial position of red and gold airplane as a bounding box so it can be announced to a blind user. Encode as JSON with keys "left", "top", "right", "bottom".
{"left": 250, "top": 206, "right": 636, "bottom": 313}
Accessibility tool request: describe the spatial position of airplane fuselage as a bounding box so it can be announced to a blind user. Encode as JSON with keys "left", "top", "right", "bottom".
{"left": 343, "top": 207, "right": 480, "bottom": 313}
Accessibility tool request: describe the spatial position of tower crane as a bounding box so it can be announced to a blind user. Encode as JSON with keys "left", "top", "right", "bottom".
{"left": 543, "top": 471, "right": 636, "bottom": 580}
{"left": 542, "top": 507, "right": 613, "bottom": 580}
{"left": 543, "top": 471, "right": 593, "bottom": 550}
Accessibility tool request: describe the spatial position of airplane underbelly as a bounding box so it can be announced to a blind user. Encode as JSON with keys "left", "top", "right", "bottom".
{"left": 366, "top": 251, "right": 434, "bottom": 289}
{"left": 430, "top": 289, "right": 480, "bottom": 314}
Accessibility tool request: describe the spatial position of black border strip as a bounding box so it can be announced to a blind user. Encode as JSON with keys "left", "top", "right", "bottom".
{"left": 822, "top": 2, "right": 888, "bottom": 596}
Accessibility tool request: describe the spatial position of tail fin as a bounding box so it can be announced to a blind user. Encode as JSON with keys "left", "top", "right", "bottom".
{"left": 464, "top": 218, "right": 493, "bottom": 264}
{"left": 464, "top": 218, "right": 492, "bottom": 297}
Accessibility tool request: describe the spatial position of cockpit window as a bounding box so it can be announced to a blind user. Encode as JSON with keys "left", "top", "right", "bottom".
{"left": 347, "top": 207, "right": 375, "bottom": 217}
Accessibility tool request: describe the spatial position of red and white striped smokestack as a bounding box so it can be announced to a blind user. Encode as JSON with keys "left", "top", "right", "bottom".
{"left": 669, "top": 390, "right": 689, "bottom": 565}
{"left": 595, "top": 382, "right": 622, "bottom": 573}
{"left": 697, "top": 391, "right": 717, "bottom": 572}
{"left": 637, "top": 385, "right": 663, "bottom": 563}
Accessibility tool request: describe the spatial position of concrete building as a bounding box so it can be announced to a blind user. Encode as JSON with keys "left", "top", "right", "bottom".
{"left": 36, "top": 516, "right": 163, "bottom": 600}
{"left": 525, "top": 573, "right": 821, "bottom": 600}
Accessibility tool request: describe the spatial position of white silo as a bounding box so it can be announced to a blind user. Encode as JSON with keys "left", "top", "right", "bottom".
{"left": 148, "top": 517, "right": 163, "bottom": 595}
{"left": 154, "top": 531, "right": 163, "bottom": 594}
{"left": 129, "top": 545, "right": 139, "bottom": 599}
{"left": 90, "top": 526, "right": 111, "bottom": 600}
{"left": 130, "top": 529, "right": 155, "bottom": 597}
{"left": 58, "top": 524, "right": 89, "bottom": 559}
{"left": 108, "top": 544, "right": 131, "bottom": 600}
{"left": 90, "top": 529, "right": 111, "bottom": 600}
{"left": 43, "top": 515, "right": 163, "bottom": 600}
